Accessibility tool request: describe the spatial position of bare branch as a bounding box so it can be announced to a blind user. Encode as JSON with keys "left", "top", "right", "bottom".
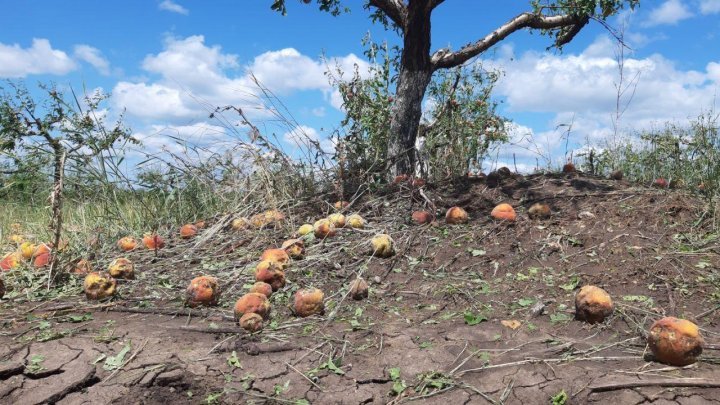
{"left": 368, "top": 0, "right": 407, "bottom": 28}
{"left": 428, "top": 0, "right": 445, "bottom": 9}
{"left": 432, "top": 12, "right": 586, "bottom": 70}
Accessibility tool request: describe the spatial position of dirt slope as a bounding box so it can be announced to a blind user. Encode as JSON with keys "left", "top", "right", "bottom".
{"left": 2, "top": 173, "right": 720, "bottom": 404}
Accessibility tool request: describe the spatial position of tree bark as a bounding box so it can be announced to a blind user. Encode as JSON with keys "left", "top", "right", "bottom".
{"left": 387, "top": 0, "right": 432, "bottom": 176}
{"left": 48, "top": 146, "right": 66, "bottom": 283}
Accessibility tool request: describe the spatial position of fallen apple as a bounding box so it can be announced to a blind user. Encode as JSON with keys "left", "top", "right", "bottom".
{"left": 108, "top": 257, "right": 135, "bottom": 279}
{"left": 333, "top": 200, "right": 350, "bottom": 211}
{"left": 84, "top": 272, "right": 117, "bottom": 300}
{"left": 393, "top": 174, "right": 409, "bottom": 184}
{"left": 370, "top": 234, "right": 395, "bottom": 258}
{"left": 281, "top": 239, "right": 305, "bottom": 260}
{"left": 33, "top": 244, "right": 51, "bottom": 268}
{"left": 239, "top": 312, "right": 264, "bottom": 332}
{"left": 313, "top": 219, "right": 337, "bottom": 239}
{"left": 445, "top": 206, "right": 469, "bottom": 224}
{"left": 72, "top": 259, "right": 92, "bottom": 275}
{"left": 349, "top": 277, "right": 369, "bottom": 300}
{"left": 7, "top": 234, "right": 24, "bottom": 245}
{"left": 648, "top": 317, "right": 704, "bottom": 366}
{"left": 231, "top": 217, "right": 250, "bottom": 231}
{"left": 0, "top": 252, "right": 20, "bottom": 271}
{"left": 18, "top": 241, "right": 36, "bottom": 260}
{"left": 186, "top": 276, "right": 220, "bottom": 307}
{"left": 527, "top": 203, "right": 551, "bottom": 220}
{"left": 142, "top": 233, "right": 165, "bottom": 250}
{"left": 491, "top": 203, "right": 516, "bottom": 221}
{"left": 346, "top": 214, "right": 365, "bottom": 229}
{"left": 255, "top": 260, "right": 287, "bottom": 291}
{"left": 234, "top": 292, "right": 271, "bottom": 320}
{"left": 653, "top": 178, "right": 668, "bottom": 189}
{"left": 297, "top": 223, "right": 314, "bottom": 236}
{"left": 249, "top": 281, "right": 273, "bottom": 297}
{"left": 412, "top": 210, "right": 434, "bottom": 225}
{"left": 575, "top": 285, "right": 614, "bottom": 324}
{"left": 179, "top": 224, "right": 198, "bottom": 239}
{"left": 260, "top": 248, "right": 290, "bottom": 268}
{"left": 117, "top": 236, "right": 138, "bottom": 252}
{"left": 562, "top": 162, "right": 576, "bottom": 173}
{"left": 293, "top": 287, "right": 325, "bottom": 317}
{"left": 194, "top": 220, "right": 207, "bottom": 229}
{"left": 328, "top": 213, "right": 346, "bottom": 228}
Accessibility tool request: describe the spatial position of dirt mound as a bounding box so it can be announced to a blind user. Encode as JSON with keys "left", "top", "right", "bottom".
{"left": 2, "top": 173, "right": 720, "bottom": 404}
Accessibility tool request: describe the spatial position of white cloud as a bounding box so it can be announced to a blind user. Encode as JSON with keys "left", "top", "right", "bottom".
{"left": 158, "top": 0, "right": 188, "bottom": 15}
{"left": 643, "top": 0, "right": 693, "bottom": 26}
{"left": 0, "top": 39, "right": 76, "bottom": 78}
{"left": 283, "top": 125, "right": 335, "bottom": 154}
{"left": 113, "top": 35, "right": 370, "bottom": 124}
{"left": 74, "top": 45, "right": 110, "bottom": 75}
{"left": 700, "top": 0, "right": 720, "bottom": 14}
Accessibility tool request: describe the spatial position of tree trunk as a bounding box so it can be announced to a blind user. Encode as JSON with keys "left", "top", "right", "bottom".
{"left": 388, "top": 0, "right": 433, "bottom": 177}
{"left": 48, "top": 147, "right": 66, "bottom": 284}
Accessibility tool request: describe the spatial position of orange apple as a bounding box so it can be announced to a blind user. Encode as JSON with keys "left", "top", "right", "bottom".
{"left": 412, "top": 210, "right": 434, "bottom": 225}
{"left": 0, "top": 252, "right": 21, "bottom": 271}
{"left": 239, "top": 312, "right": 264, "bottom": 332}
{"left": 490, "top": 203, "right": 516, "bottom": 221}
{"left": 117, "top": 236, "right": 137, "bottom": 252}
{"left": 575, "top": 285, "right": 614, "bottom": 324}
{"left": 333, "top": 200, "right": 350, "bottom": 211}
{"left": 72, "top": 259, "right": 92, "bottom": 275}
{"left": 260, "top": 248, "right": 290, "bottom": 268}
{"left": 281, "top": 239, "right": 305, "bottom": 260}
{"left": 653, "top": 178, "right": 668, "bottom": 189}
{"left": 249, "top": 281, "right": 273, "bottom": 297}
{"left": 313, "top": 219, "right": 337, "bottom": 239}
{"left": 142, "top": 233, "right": 165, "bottom": 250}
{"left": 648, "top": 317, "right": 704, "bottom": 366}
{"left": 527, "top": 203, "right": 551, "bottom": 220}
{"left": 186, "top": 276, "right": 220, "bottom": 307}
{"left": 84, "top": 272, "right": 117, "bottom": 300}
{"left": 179, "top": 224, "right": 198, "bottom": 239}
{"left": 293, "top": 287, "right": 325, "bottom": 317}
{"left": 349, "top": 278, "right": 369, "bottom": 301}
{"left": 234, "top": 292, "right": 271, "bottom": 320}
{"left": 255, "top": 260, "right": 287, "bottom": 291}
{"left": 393, "top": 174, "right": 409, "bottom": 184}
{"left": 194, "top": 220, "right": 207, "bottom": 229}
{"left": 19, "top": 241, "right": 36, "bottom": 260}
{"left": 108, "top": 258, "right": 134, "bottom": 279}
{"left": 445, "top": 206, "right": 469, "bottom": 224}
{"left": 328, "top": 213, "right": 346, "bottom": 228}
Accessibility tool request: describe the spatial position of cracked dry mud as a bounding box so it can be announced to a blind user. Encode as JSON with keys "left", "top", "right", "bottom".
{"left": 2, "top": 173, "right": 720, "bottom": 404}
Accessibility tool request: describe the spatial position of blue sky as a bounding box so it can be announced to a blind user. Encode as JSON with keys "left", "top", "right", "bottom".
{"left": 2, "top": 0, "right": 720, "bottom": 172}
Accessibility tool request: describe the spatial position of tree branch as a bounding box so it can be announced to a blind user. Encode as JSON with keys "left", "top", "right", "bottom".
{"left": 368, "top": 0, "right": 407, "bottom": 28}
{"left": 431, "top": 12, "right": 586, "bottom": 70}
{"left": 428, "top": 0, "right": 445, "bottom": 10}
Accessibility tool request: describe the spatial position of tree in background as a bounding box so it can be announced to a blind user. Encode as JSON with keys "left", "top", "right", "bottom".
{"left": 272, "top": 0, "right": 640, "bottom": 176}
{"left": 0, "top": 83, "right": 134, "bottom": 280}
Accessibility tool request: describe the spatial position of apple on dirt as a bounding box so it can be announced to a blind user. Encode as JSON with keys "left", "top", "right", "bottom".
{"left": 370, "top": 234, "right": 395, "bottom": 258}
{"left": 527, "top": 203, "right": 551, "bottom": 220}
{"left": 412, "top": 210, "right": 434, "bottom": 225}
{"left": 249, "top": 281, "right": 273, "bottom": 297}
{"left": 349, "top": 277, "right": 369, "bottom": 301}
{"left": 179, "top": 224, "right": 198, "bottom": 239}
{"left": 32, "top": 244, "right": 52, "bottom": 268}
{"left": 0, "top": 252, "right": 21, "bottom": 271}
{"left": 346, "top": 214, "right": 365, "bottom": 229}
{"left": 260, "top": 248, "right": 290, "bottom": 268}
{"left": 239, "top": 312, "right": 264, "bottom": 332}
{"left": 648, "top": 317, "right": 704, "bottom": 366}
{"left": 653, "top": 178, "right": 669, "bottom": 189}
{"left": 313, "top": 219, "right": 337, "bottom": 239}
{"left": 490, "top": 203, "right": 516, "bottom": 221}
{"left": 445, "top": 206, "right": 468, "bottom": 224}
{"left": 562, "top": 162, "right": 576, "bottom": 173}
{"left": 281, "top": 239, "right": 305, "bottom": 260}
{"left": 293, "top": 287, "right": 325, "bottom": 317}
{"left": 255, "top": 260, "right": 287, "bottom": 291}
{"left": 142, "top": 233, "right": 165, "bottom": 250}
{"left": 18, "top": 241, "right": 36, "bottom": 260}
{"left": 393, "top": 174, "right": 409, "bottom": 184}
{"left": 234, "top": 292, "right": 271, "bottom": 320}
{"left": 574, "top": 285, "right": 614, "bottom": 324}
{"left": 117, "top": 236, "right": 138, "bottom": 252}
{"left": 328, "top": 213, "right": 346, "bottom": 228}
{"left": 194, "top": 220, "right": 207, "bottom": 229}
{"left": 108, "top": 258, "right": 135, "bottom": 279}
{"left": 297, "top": 223, "right": 314, "bottom": 236}
{"left": 84, "top": 272, "right": 117, "bottom": 300}
{"left": 186, "top": 276, "right": 220, "bottom": 307}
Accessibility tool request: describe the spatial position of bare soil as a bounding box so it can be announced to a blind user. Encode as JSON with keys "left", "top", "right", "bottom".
{"left": 2, "top": 173, "right": 720, "bottom": 404}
